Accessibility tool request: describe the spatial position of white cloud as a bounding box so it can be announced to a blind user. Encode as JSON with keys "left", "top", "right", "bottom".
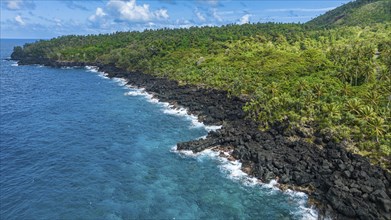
{"left": 267, "top": 7, "right": 336, "bottom": 12}
{"left": 15, "top": 15, "right": 25, "bottom": 25}
{"left": 198, "top": 0, "right": 219, "bottom": 6}
{"left": 7, "top": 0, "right": 21, "bottom": 10}
{"left": 195, "top": 9, "right": 206, "bottom": 22}
{"left": 212, "top": 9, "right": 222, "bottom": 22}
{"left": 54, "top": 18, "right": 62, "bottom": 27}
{"left": 96, "top": 7, "right": 106, "bottom": 17}
{"left": 88, "top": 7, "right": 110, "bottom": 28}
{"left": 6, "top": 0, "right": 35, "bottom": 10}
{"left": 89, "top": 7, "right": 106, "bottom": 22}
{"left": 238, "top": 14, "right": 250, "bottom": 25}
{"left": 108, "top": 0, "right": 151, "bottom": 21}
{"left": 107, "top": 0, "right": 169, "bottom": 22}
{"left": 155, "top": 8, "right": 169, "bottom": 19}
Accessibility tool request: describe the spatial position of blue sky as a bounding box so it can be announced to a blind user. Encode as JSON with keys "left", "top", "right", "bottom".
{"left": 1, "top": 0, "right": 350, "bottom": 39}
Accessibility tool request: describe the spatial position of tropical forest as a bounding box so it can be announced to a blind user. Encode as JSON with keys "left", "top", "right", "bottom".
{"left": 12, "top": 0, "right": 391, "bottom": 169}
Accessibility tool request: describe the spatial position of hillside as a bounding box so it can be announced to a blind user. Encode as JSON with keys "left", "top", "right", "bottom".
{"left": 8, "top": 1, "right": 391, "bottom": 218}
{"left": 307, "top": 0, "right": 391, "bottom": 27}
{"left": 11, "top": 3, "right": 391, "bottom": 169}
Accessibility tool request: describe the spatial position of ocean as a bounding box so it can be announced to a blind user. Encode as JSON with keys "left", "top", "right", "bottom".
{"left": 0, "top": 39, "right": 316, "bottom": 219}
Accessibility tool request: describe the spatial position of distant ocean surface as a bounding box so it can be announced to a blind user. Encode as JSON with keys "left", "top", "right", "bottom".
{"left": 0, "top": 39, "right": 316, "bottom": 219}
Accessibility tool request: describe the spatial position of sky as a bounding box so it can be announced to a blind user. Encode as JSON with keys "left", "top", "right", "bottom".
{"left": 1, "top": 0, "right": 351, "bottom": 39}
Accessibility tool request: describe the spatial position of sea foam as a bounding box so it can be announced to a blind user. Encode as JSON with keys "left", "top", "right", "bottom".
{"left": 84, "top": 65, "right": 221, "bottom": 133}
{"left": 85, "top": 66, "right": 99, "bottom": 73}
{"left": 170, "top": 146, "right": 259, "bottom": 186}
{"left": 122, "top": 85, "right": 221, "bottom": 132}
{"left": 171, "top": 145, "right": 319, "bottom": 220}
{"left": 112, "top": 77, "right": 128, "bottom": 87}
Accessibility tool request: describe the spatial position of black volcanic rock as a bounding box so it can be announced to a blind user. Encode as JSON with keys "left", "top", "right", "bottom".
{"left": 13, "top": 58, "right": 391, "bottom": 220}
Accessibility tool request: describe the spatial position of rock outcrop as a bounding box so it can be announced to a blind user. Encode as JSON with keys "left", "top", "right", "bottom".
{"left": 14, "top": 59, "right": 391, "bottom": 219}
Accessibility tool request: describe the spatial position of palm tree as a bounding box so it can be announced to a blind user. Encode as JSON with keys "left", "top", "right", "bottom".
{"left": 322, "top": 103, "right": 342, "bottom": 122}
{"left": 302, "top": 93, "right": 316, "bottom": 119}
{"left": 368, "top": 117, "right": 388, "bottom": 142}
{"left": 337, "top": 70, "right": 350, "bottom": 83}
{"left": 313, "top": 83, "right": 323, "bottom": 100}
{"left": 295, "top": 79, "right": 308, "bottom": 96}
{"left": 358, "top": 106, "right": 376, "bottom": 122}
{"left": 345, "top": 98, "right": 363, "bottom": 115}
{"left": 376, "top": 68, "right": 390, "bottom": 82}
{"left": 340, "top": 83, "right": 351, "bottom": 96}
{"left": 364, "top": 91, "right": 381, "bottom": 109}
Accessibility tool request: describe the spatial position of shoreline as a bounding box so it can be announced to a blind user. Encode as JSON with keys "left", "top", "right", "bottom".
{"left": 89, "top": 65, "right": 319, "bottom": 218}
{"left": 93, "top": 65, "right": 317, "bottom": 214}
{"left": 13, "top": 59, "right": 391, "bottom": 219}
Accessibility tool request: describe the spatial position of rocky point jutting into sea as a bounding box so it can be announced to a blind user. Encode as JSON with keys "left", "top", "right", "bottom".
{"left": 13, "top": 57, "right": 391, "bottom": 220}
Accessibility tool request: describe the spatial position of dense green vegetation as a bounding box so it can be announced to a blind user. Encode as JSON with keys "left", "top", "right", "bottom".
{"left": 12, "top": 1, "right": 391, "bottom": 168}
{"left": 308, "top": 0, "right": 391, "bottom": 27}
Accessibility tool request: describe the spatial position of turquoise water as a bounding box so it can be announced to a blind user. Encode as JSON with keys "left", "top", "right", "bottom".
{"left": 0, "top": 39, "right": 316, "bottom": 219}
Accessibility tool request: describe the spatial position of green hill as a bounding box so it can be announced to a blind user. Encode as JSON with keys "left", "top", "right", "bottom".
{"left": 307, "top": 0, "right": 391, "bottom": 27}
{"left": 11, "top": 2, "right": 391, "bottom": 168}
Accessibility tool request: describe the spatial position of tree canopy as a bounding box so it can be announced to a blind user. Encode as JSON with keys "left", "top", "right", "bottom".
{"left": 11, "top": 2, "right": 391, "bottom": 168}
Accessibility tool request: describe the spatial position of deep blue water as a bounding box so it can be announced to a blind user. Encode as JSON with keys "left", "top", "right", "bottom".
{"left": 0, "top": 39, "right": 316, "bottom": 219}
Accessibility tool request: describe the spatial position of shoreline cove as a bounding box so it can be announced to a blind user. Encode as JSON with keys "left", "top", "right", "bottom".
{"left": 85, "top": 65, "right": 319, "bottom": 219}
{"left": 12, "top": 60, "right": 391, "bottom": 220}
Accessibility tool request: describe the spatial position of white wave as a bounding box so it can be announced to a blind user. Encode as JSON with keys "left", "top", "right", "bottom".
{"left": 124, "top": 90, "right": 145, "bottom": 96}
{"left": 98, "top": 72, "right": 109, "bottom": 79}
{"left": 106, "top": 75, "right": 223, "bottom": 133}
{"left": 11, "top": 63, "right": 18, "bottom": 66}
{"left": 161, "top": 104, "right": 222, "bottom": 131}
{"left": 171, "top": 145, "right": 257, "bottom": 185}
{"left": 124, "top": 89, "right": 152, "bottom": 98}
{"left": 113, "top": 77, "right": 128, "bottom": 86}
{"left": 61, "top": 66, "right": 74, "bottom": 69}
{"left": 124, "top": 88, "right": 162, "bottom": 106}
{"left": 30, "top": 64, "right": 44, "bottom": 68}
{"left": 159, "top": 102, "right": 170, "bottom": 107}
{"left": 170, "top": 145, "right": 197, "bottom": 157}
{"left": 189, "top": 115, "right": 205, "bottom": 128}
{"left": 147, "top": 98, "right": 160, "bottom": 103}
{"left": 104, "top": 75, "right": 222, "bottom": 134}
{"left": 220, "top": 159, "right": 247, "bottom": 179}
{"left": 85, "top": 66, "right": 99, "bottom": 73}
{"left": 163, "top": 106, "right": 188, "bottom": 117}
{"left": 171, "top": 146, "right": 219, "bottom": 161}
{"left": 300, "top": 208, "right": 320, "bottom": 220}
{"left": 198, "top": 135, "right": 207, "bottom": 140}
{"left": 284, "top": 189, "right": 319, "bottom": 220}
{"left": 217, "top": 154, "right": 261, "bottom": 187}
{"left": 84, "top": 66, "right": 110, "bottom": 80}
{"left": 172, "top": 145, "right": 319, "bottom": 219}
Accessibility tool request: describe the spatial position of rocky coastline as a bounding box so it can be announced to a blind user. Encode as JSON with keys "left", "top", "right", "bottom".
{"left": 13, "top": 59, "right": 391, "bottom": 219}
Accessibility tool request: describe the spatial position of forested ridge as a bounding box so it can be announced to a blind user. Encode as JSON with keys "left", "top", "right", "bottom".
{"left": 11, "top": 0, "right": 391, "bottom": 169}
{"left": 307, "top": 0, "right": 391, "bottom": 27}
